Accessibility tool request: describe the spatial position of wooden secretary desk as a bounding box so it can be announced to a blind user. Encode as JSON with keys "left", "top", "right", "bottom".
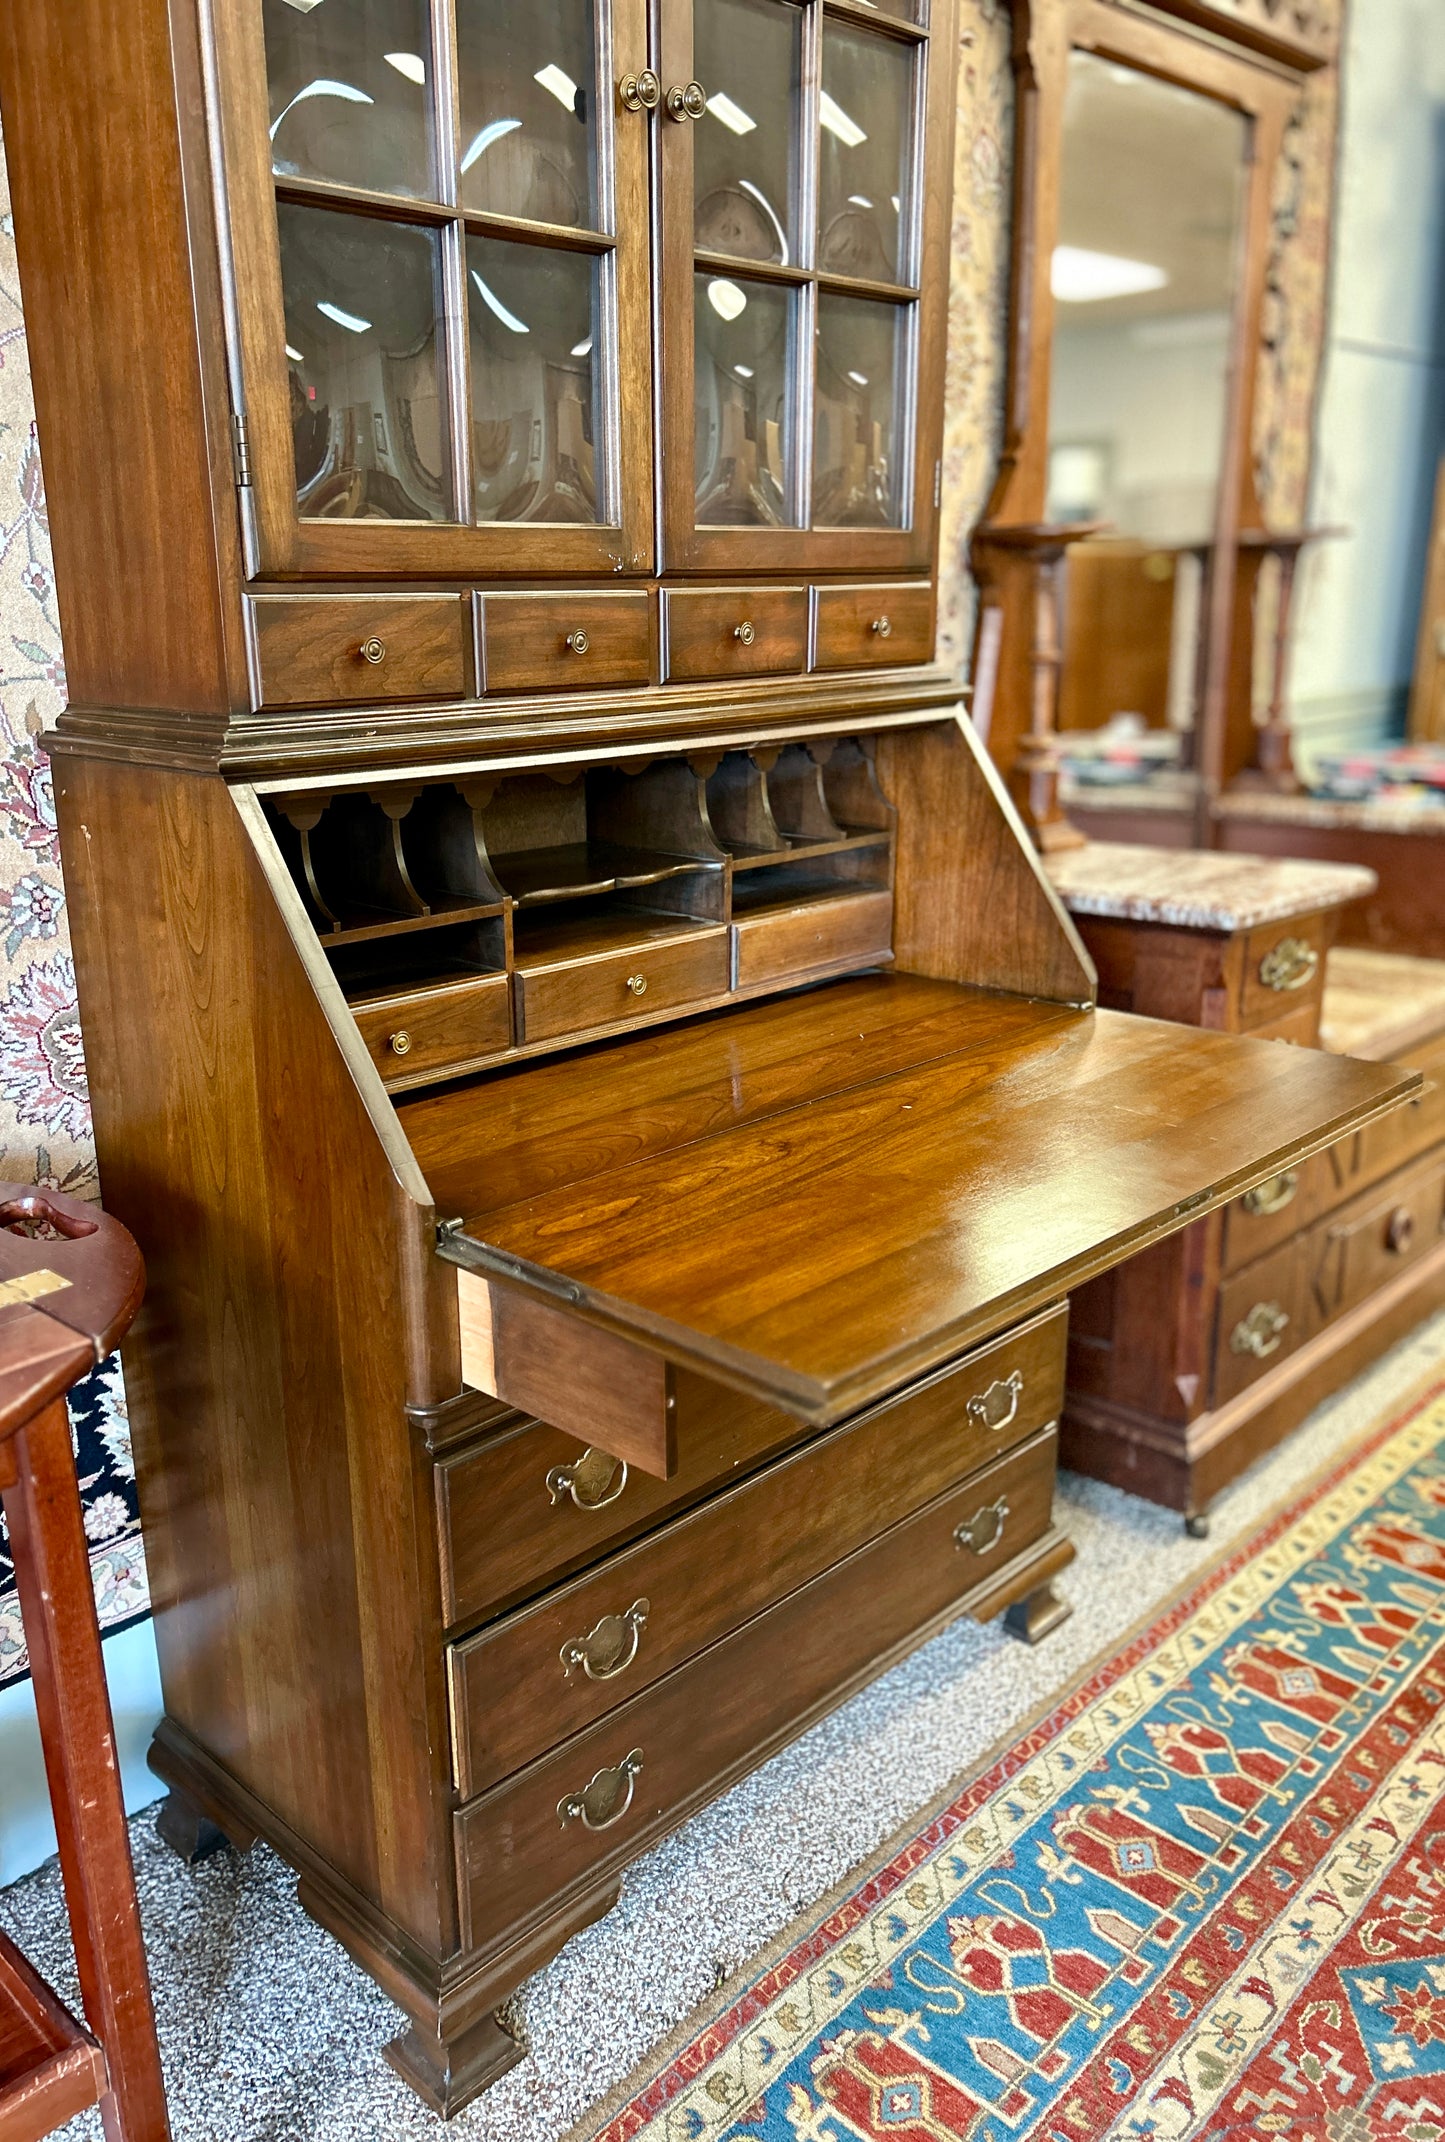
{"left": 0, "top": 0, "right": 1418, "bottom": 2116}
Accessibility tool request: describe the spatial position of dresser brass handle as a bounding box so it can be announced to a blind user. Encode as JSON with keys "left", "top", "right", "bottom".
{"left": 666, "top": 79, "right": 707, "bottom": 121}
{"left": 954, "top": 1495, "right": 1009, "bottom": 1555}
{"left": 558, "top": 1748, "right": 643, "bottom": 1831}
{"left": 560, "top": 1598, "right": 650, "bottom": 1682}
{"left": 1387, "top": 1206, "right": 1415, "bottom": 1254}
{"left": 1230, "top": 1300, "right": 1289, "bottom": 1358}
{"left": 618, "top": 68, "right": 661, "bottom": 111}
{"left": 565, "top": 629, "right": 591, "bottom": 655}
{"left": 626, "top": 973, "right": 648, "bottom": 996}
{"left": 1242, "top": 1169, "right": 1299, "bottom": 1217}
{"left": 388, "top": 1031, "right": 412, "bottom": 1058}
{"left": 735, "top": 620, "right": 756, "bottom": 646}
{"left": 546, "top": 1448, "right": 628, "bottom": 1511}
{"left": 1259, "top": 937, "right": 1318, "bottom": 992}
{"left": 966, "top": 1370, "right": 1022, "bottom": 1434}
{"left": 871, "top": 616, "right": 892, "bottom": 639}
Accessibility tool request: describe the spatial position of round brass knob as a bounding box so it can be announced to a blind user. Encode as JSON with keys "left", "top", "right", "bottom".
{"left": 359, "top": 636, "right": 387, "bottom": 664}
{"left": 388, "top": 1031, "right": 412, "bottom": 1058}
{"left": 618, "top": 68, "right": 661, "bottom": 111}
{"left": 666, "top": 79, "right": 707, "bottom": 121}
{"left": 735, "top": 620, "right": 756, "bottom": 646}
{"left": 871, "top": 616, "right": 892, "bottom": 639}
{"left": 566, "top": 629, "right": 590, "bottom": 655}
{"left": 625, "top": 973, "right": 648, "bottom": 997}
{"left": 1387, "top": 1206, "right": 1415, "bottom": 1254}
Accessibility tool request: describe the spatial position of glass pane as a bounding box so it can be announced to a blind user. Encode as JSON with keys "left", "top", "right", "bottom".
{"left": 280, "top": 202, "right": 453, "bottom": 520}
{"left": 467, "top": 237, "right": 602, "bottom": 523}
{"left": 693, "top": 0, "right": 802, "bottom": 268}
{"left": 264, "top": 0, "right": 434, "bottom": 198}
{"left": 814, "top": 292, "right": 907, "bottom": 527}
{"left": 456, "top": 0, "right": 598, "bottom": 228}
{"left": 818, "top": 23, "right": 916, "bottom": 284}
{"left": 694, "top": 274, "right": 796, "bottom": 527}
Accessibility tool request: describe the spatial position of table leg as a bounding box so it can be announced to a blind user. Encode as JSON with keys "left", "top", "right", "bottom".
{"left": 2, "top": 1395, "right": 170, "bottom": 2142}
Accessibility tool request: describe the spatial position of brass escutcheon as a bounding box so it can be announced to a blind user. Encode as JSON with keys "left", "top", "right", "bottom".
{"left": 546, "top": 1448, "right": 629, "bottom": 1510}
{"left": 1230, "top": 1300, "right": 1289, "bottom": 1358}
{"left": 966, "top": 1370, "right": 1023, "bottom": 1434}
{"left": 954, "top": 1495, "right": 1009, "bottom": 1556}
{"left": 388, "top": 1031, "right": 412, "bottom": 1058}
{"left": 1259, "top": 937, "right": 1319, "bottom": 992}
{"left": 359, "top": 636, "right": 387, "bottom": 664}
{"left": 560, "top": 1598, "right": 650, "bottom": 1682}
{"left": 1242, "top": 1169, "right": 1299, "bottom": 1217}
{"left": 558, "top": 1748, "right": 643, "bottom": 1831}
{"left": 618, "top": 68, "right": 661, "bottom": 111}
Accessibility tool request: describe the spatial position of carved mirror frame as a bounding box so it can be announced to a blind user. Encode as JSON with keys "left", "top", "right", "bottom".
{"left": 970, "top": 0, "right": 1330, "bottom": 849}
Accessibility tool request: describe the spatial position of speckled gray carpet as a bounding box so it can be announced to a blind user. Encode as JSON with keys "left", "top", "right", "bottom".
{"left": 7, "top": 1310, "right": 1445, "bottom": 2142}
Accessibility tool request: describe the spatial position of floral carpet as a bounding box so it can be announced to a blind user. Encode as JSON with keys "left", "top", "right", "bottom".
{"left": 590, "top": 1379, "right": 1445, "bottom": 2142}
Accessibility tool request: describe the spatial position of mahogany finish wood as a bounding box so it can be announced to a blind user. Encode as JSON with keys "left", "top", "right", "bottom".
{"left": 248, "top": 596, "right": 470, "bottom": 708}
{"left": 662, "top": 589, "right": 808, "bottom": 683}
{"left": 479, "top": 593, "right": 653, "bottom": 696}
{"left": 0, "top": 1188, "right": 169, "bottom": 2142}
{"left": 813, "top": 584, "right": 936, "bottom": 670}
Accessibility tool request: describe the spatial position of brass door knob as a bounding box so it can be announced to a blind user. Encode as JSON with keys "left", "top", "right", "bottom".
{"left": 566, "top": 628, "right": 590, "bottom": 655}
{"left": 735, "top": 620, "right": 756, "bottom": 646}
{"left": 618, "top": 68, "right": 661, "bottom": 111}
{"left": 626, "top": 973, "right": 648, "bottom": 996}
{"left": 388, "top": 1031, "right": 412, "bottom": 1058}
{"left": 871, "top": 616, "right": 892, "bottom": 639}
{"left": 359, "top": 636, "right": 387, "bottom": 664}
{"left": 666, "top": 79, "right": 707, "bottom": 121}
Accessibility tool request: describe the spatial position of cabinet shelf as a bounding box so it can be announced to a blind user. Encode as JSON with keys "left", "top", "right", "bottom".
{"left": 322, "top": 896, "right": 509, "bottom": 948}
{"left": 512, "top": 907, "right": 719, "bottom": 968}
{"left": 494, "top": 844, "right": 724, "bottom": 906}
{"left": 729, "top": 831, "right": 892, "bottom": 871}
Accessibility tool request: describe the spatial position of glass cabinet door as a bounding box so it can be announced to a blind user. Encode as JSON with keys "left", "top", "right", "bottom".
{"left": 659, "top": 0, "right": 947, "bottom": 572}
{"left": 227, "top": 0, "right": 654, "bottom": 577}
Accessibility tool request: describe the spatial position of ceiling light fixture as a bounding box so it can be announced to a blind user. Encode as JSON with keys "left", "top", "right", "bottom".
{"left": 1050, "top": 245, "right": 1167, "bottom": 303}
{"left": 707, "top": 278, "right": 748, "bottom": 322}
{"left": 707, "top": 90, "right": 756, "bottom": 136}
{"left": 534, "top": 63, "right": 579, "bottom": 110}
{"left": 384, "top": 52, "right": 425, "bottom": 84}
{"left": 472, "top": 269, "right": 529, "bottom": 333}
{"left": 819, "top": 92, "right": 866, "bottom": 147}
{"left": 269, "top": 78, "right": 373, "bottom": 139}
{"left": 316, "top": 301, "right": 371, "bottom": 332}
{"left": 461, "top": 117, "right": 522, "bottom": 172}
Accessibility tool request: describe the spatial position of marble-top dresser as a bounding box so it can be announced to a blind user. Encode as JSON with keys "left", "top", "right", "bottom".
{"left": 1046, "top": 844, "right": 1445, "bottom": 1528}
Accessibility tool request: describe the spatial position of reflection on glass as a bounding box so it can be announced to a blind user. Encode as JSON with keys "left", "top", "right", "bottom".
{"left": 818, "top": 24, "right": 915, "bottom": 283}
{"left": 457, "top": 0, "right": 597, "bottom": 228}
{"left": 280, "top": 203, "right": 452, "bottom": 520}
{"left": 467, "top": 237, "right": 601, "bottom": 523}
{"left": 265, "top": 0, "right": 433, "bottom": 198}
{"left": 693, "top": 0, "right": 802, "bottom": 267}
{"left": 694, "top": 274, "right": 795, "bottom": 526}
{"left": 813, "top": 293, "right": 906, "bottom": 527}
{"left": 1044, "top": 52, "right": 1246, "bottom": 743}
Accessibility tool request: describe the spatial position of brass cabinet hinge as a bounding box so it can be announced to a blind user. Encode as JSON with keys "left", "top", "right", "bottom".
{"left": 230, "top": 409, "right": 253, "bottom": 488}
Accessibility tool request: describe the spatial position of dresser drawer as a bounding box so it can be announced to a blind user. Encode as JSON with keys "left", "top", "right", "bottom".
{"left": 513, "top": 924, "right": 729, "bottom": 1044}
{"left": 448, "top": 1302, "right": 1066, "bottom": 1794}
{"left": 662, "top": 588, "right": 807, "bottom": 683}
{"left": 352, "top": 974, "right": 511, "bottom": 1083}
{"left": 732, "top": 889, "right": 893, "bottom": 988}
{"left": 479, "top": 591, "right": 651, "bottom": 693}
{"left": 1314, "top": 1150, "right": 1445, "bottom": 1320}
{"left": 455, "top": 1425, "right": 1060, "bottom": 1950}
{"left": 813, "top": 583, "right": 933, "bottom": 670}
{"left": 1238, "top": 914, "right": 1329, "bottom": 1031}
{"left": 1220, "top": 1143, "right": 1346, "bottom": 1276}
{"left": 1213, "top": 1235, "right": 1310, "bottom": 1406}
{"left": 248, "top": 594, "right": 468, "bottom": 707}
{"left": 1354, "top": 1030, "right": 1445, "bottom": 1188}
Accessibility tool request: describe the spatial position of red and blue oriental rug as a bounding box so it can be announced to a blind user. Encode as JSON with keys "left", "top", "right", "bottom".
{"left": 590, "top": 1378, "right": 1445, "bottom": 2142}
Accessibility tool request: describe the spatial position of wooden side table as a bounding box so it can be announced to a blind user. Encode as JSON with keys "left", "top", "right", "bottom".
{"left": 0, "top": 1184, "right": 169, "bottom": 2142}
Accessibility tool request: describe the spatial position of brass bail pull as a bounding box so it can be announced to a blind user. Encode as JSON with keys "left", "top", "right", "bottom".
{"left": 557, "top": 1749, "right": 644, "bottom": 1831}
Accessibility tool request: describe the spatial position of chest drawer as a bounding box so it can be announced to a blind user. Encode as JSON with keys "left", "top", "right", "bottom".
{"left": 248, "top": 594, "right": 468, "bottom": 707}
{"left": 1315, "top": 1150, "right": 1445, "bottom": 1318}
{"left": 513, "top": 923, "right": 729, "bottom": 1044}
{"left": 813, "top": 583, "right": 933, "bottom": 670}
{"left": 662, "top": 588, "right": 807, "bottom": 683}
{"left": 1220, "top": 1143, "right": 1349, "bottom": 1275}
{"left": 479, "top": 591, "right": 651, "bottom": 694}
{"left": 732, "top": 888, "right": 893, "bottom": 989}
{"left": 352, "top": 974, "right": 511, "bottom": 1084}
{"left": 1238, "top": 914, "right": 1329, "bottom": 1031}
{"left": 455, "top": 1425, "right": 1060, "bottom": 1952}
{"left": 447, "top": 1303, "right": 1066, "bottom": 1795}
{"left": 1213, "top": 1234, "right": 1310, "bottom": 1406}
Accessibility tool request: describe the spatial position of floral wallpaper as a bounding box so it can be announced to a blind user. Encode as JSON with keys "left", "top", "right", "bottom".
{"left": 0, "top": 128, "right": 147, "bottom": 1689}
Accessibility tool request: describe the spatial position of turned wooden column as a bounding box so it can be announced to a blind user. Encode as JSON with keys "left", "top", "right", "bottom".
{"left": 1223, "top": 527, "right": 1346, "bottom": 795}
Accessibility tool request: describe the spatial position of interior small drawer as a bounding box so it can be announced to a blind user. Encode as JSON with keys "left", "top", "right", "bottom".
{"left": 479, "top": 592, "right": 651, "bottom": 694}
{"left": 453, "top": 1424, "right": 1060, "bottom": 1949}
{"left": 661, "top": 588, "right": 807, "bottom": 683}
{"left": 351, "top": 974, "right": 511, "bottom": 1084}
{"left": 513, "top": 924, "right": 728, "bottom": 1044}
{"left": 447, "top": 1304, "right": 1065, "bottom": 1795}
{"left": 1238, "top": 914, "right": 1329, "bottom": 1029}
{"left": 733, "top": 889, "right": 893, "bottom": 989}
{"left": 248, "top": 594, "right": 468, "bottom": 707}
{"left": 813, "top": 583, "right": 933, "bottom": 670}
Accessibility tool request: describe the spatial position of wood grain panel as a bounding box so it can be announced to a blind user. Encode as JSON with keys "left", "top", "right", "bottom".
{"left": 813, "top": 584, "right": 935, "bottom": 670}
{"left": 249, "top": 596, "right": 469, "bottom": 708}
{"left": 352, "top": 975, "right": 512, "bottom": 1084}
{"left": 480, "top": 593, "right": 652, "bottom": 694}
{"left": 662, "top": 589, "right": 808, "bottom": 683}
{"left": 514, "top": 927, "right": 729, "bottom": 1044}
{"left": 731, "top": 891, "right": 894, "bottom": 988}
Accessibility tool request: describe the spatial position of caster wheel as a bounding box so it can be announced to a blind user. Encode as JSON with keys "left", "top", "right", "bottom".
{"left": 1184, "top": 1513, "right": 1210, "bottom": 1540}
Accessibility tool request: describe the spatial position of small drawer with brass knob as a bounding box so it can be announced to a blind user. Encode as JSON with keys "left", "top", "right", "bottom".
{"left": 661, "top": 587, "right": 807, "bottom": 682}
{"left": 350, "top": 972, "right": 512, "bottom": 1084}
{"left": 813, "top": 582, "right": 934, "bottom": 671}
{"left": 247, "top": 593, "right": 469, "bottom": 708}
{"left": 513, "top": 924, "right": 730, "bottom": 1044}
{"left": 478, "top": 591, "right": 651, "bottom": 694}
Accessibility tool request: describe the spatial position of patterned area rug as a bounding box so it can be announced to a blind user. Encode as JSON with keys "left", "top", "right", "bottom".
{"left": 585, "top": 1378, "right": 1445, "bottom": 2142}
